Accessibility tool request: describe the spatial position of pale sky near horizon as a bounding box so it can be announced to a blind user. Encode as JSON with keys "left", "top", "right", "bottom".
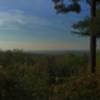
{"left": 0, "top": 0, "right": 99, "bottom": 51}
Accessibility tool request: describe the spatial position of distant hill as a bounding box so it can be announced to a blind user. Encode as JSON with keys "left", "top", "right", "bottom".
{"left": 28, "top": 50, "right": 89, "bottom": 55}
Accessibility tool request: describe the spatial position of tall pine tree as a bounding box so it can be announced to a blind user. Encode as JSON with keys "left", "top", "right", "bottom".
{"left": 52, "top": 0, "right": 100, "bottom": 74}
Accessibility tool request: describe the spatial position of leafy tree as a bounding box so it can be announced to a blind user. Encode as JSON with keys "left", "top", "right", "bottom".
{"left": 52, "top": 0, "right": 100, "bottom": 74}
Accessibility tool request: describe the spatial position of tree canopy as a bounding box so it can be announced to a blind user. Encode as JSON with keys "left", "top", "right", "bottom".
{"left": 72, "top": 8, "right": 100, "bottom": 37}
{"left": 52, "top": 0, "right": 100, "bottom": 14}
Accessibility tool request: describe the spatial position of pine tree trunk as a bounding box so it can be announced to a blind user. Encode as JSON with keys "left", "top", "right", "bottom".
{"left": 90, "top": 36, "right": 96, "bottom": 73}
{"left": 90, "top": 0, "right": 96, "bottom": 74}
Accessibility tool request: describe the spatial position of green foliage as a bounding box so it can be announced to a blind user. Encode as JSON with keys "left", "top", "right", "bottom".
{"left": 0, "top": 50, "right": 49, "bottom": 100}
{"left": 0, "top": 50, "right": 99, "bottom": 99}
{"left": 72, "top": 8, "right": 100, "bottom": 37}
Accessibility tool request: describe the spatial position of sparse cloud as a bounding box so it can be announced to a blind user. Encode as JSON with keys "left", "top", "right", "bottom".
{"left": 0, "top": 9, "right": 68, "bottom": 31}
{"left": 0, "top": 9, "right": 90, "bottom": 50}
{"left": 0, "top": 10, "right": 47, "bottom": 30}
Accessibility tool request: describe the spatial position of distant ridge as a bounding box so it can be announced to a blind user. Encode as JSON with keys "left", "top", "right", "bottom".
{"left": 28, "top": 49, "right": 89, "bottom": 55}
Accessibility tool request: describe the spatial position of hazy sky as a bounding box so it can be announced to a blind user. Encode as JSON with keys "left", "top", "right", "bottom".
{"left": 0, "top": 0, "right": 99, "bottom": 51}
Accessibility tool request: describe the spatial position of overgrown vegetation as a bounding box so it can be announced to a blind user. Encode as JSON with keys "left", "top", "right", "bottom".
{"left": 0, "top": 50, "right": 99, "bottom": 100}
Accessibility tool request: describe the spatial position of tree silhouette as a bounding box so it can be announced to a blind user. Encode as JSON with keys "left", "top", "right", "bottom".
{"left": 72, "top": 7, "right": 100, "bottom": 38}
{"left": 72, "top": 8, "right": 100, "bottom": 37}
{"left": 52, "top": 0, "right": 100, "bottom": 74}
